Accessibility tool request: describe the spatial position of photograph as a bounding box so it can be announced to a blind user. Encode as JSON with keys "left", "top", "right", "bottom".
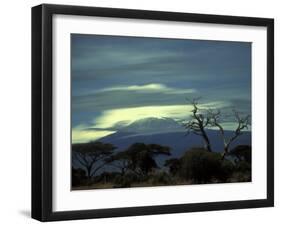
{"left": 31, "top": 3, "right": 274, "bottom": 221}
{"left": 71, "top": 34, "right": 252, "bottom": 190}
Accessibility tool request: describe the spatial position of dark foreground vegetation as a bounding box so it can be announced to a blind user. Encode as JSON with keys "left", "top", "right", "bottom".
{"left": 72, "top": 98, "right": 251, "bottom": 190}
{"left": 72, "top": 143, "right": 251, "bottom": 189}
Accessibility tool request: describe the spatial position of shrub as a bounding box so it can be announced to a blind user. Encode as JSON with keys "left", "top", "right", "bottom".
{"left": 94, "top": 171, "right": 120, "bottom": 184}
{"left": 218, "top": 159, "right": 235, "bottom": 182}
{"left": 228, "top": 145, "right": 252, "bottom": 182}
{"left": 164, "top": 158, "right": 181, "bottom": 176}
{"left": 229, "top": 145, "right": 251, "bottom": 164}
{"left": 72, "top": 167, "right": 87, "bottom": 186}
{"left": 113, "top": 173, "right": 139, "bottom": 188}
{"left": 235, "top": 161, "right": 251, "bottom": 172}
{"left": 148, "top": 171, "right": 173, "bottom": 185}
{"left": 179, "top": 148, "right": 234, "bottom": 183}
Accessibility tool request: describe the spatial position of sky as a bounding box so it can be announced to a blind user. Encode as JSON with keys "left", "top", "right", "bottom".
{"left": 71, "top": 34, "right": 251, "bottom": 143}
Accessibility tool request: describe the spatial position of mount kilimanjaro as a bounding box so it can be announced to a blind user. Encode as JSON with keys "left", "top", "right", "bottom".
{"left": 97, "top": 117, "right": 251, "bottom": 158}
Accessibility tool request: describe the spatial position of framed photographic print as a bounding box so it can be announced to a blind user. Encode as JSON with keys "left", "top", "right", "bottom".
{"left": 32, "top": 4, "right": 274, "bottom": 221}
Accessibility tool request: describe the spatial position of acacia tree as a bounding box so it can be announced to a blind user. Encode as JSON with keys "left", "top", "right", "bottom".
{"left": 72, "top": 141, "right": 116, "bottom": 180}
{"left": 208, "top": 109, "right": 250, "bottom": 159}
{"left": 183, "top": 98, "right": 212, "bottom": 152}
{"left": 130, "top": 143, "right": 171, "bottom": 176}
{"left": 105, "top": 151, "right": 131, "bottom": 176}
{"left": 109, "top": 143, "right": 171, "bottom": 177}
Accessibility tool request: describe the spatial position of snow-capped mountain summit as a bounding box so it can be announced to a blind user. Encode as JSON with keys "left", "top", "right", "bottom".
{"left": 119, "top": 117, "right": 184, "bottom": 134}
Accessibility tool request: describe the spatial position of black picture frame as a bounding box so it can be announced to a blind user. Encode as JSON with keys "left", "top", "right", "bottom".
{"left": 32, "top": 3, "right": 274, "bottom": 222}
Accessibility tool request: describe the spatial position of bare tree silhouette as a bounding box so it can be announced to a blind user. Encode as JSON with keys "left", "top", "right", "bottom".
{"left": 183, "top": 98, "right": 212, "bottom": 152}
{"left": 208, "top": 109, "right": 250, "bottom": 159}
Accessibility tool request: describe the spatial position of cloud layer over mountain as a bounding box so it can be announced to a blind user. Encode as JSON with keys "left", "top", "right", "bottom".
{"left": 71, "top": 34, "right": 251, "bottom": 143}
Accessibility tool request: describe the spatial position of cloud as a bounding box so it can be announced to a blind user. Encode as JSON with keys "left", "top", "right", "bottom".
{"left": 93, "top": 101, "right": 227, "bottom": 129}
{"left": 93, "top": 105, "right": 189, "bottom": 129}
{"left": 99, "top": 83, "right": 196, "bottom": 94}
{"left": 72, "top": 125, "right": 115, "bottom": 143}
{"left": 72, "top": 83, "right": 197, "bottom": 113}
{"left": 72, "top": 101, "right": 230, "bottom": 143}
{"left": 71, "top": 34, "right": 251, "bottom": 136}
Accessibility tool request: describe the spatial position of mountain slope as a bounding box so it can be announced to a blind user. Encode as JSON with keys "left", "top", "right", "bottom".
{"left": 99, "top": 129, "right": 251, "bottom": 158}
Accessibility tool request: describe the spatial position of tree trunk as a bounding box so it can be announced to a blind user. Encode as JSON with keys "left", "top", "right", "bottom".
{"left": 86, "top": 166, "right": 92, "bottom": 184}
{"left": 221, "top": 145, "right": 229, "bottom": 160}
{"left": 202, "top": 130, "right": 212, "bottom": 152}
{"left": 121, "top": 168, "right": 125, "bottom": 176}
{"left": 206, "top": 142, "right": 212, "bottom": 152}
